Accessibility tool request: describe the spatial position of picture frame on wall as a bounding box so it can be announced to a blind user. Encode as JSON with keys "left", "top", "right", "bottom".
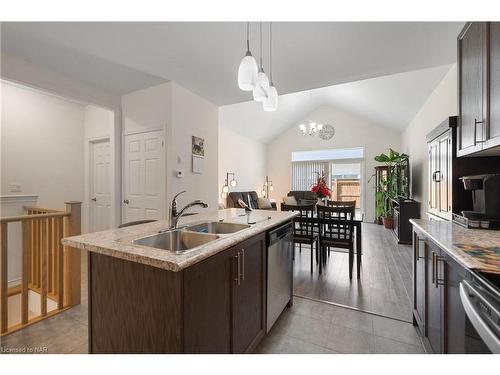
{"left": 192, "top": 136, "right": 205, "bottom": 157}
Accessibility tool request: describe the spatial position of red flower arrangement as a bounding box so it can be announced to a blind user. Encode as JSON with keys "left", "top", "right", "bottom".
{"left": 311, "top": 171, "right": 331, "bottom": 199}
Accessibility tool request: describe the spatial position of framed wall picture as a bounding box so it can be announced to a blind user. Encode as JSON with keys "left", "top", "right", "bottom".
{"left": 192, "top": 136, "right": 205, "bottom": 157}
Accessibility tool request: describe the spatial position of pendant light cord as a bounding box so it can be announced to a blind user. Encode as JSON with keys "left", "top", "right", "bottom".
{"left": 259, "top": 22, "right": 263, "bottom": 69}
{"left": 269, "top": 22, "right": 273, "bottom": 83}
{"left": 246, "top": 22, "right": 250, "bottom": 51}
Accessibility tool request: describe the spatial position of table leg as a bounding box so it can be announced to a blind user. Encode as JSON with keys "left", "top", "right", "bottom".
{"left": 356, "top": 223, "right": 362, "bottom": 278}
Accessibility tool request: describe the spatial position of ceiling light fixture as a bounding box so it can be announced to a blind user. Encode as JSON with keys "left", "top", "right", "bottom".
{"left": 299, "top": 122, "right": 324, "bottom": 136}
{"left": 263, "top": 22, "right": 278, "bottom": 112}
{"left": 252, "top": 22, "right": 270, "bottom": 103}
{"left": 237, "top": 22, "right": 258, "bottom": 91}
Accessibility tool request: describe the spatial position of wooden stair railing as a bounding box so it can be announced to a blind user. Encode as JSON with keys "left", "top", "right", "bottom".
{"left": 0, "top": 201, "right": 81, "bottom": 336}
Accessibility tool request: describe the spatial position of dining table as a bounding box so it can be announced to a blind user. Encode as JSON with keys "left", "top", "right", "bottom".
{"left": 294, "top": 204, "right": 364, "bottom": 277}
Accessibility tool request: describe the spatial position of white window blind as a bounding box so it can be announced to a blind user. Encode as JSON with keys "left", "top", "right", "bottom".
{"left": 291, "top": 161, "right": 329, "bottom": 191}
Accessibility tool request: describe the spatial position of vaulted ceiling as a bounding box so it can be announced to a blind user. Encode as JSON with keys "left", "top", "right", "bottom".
{"left": 219, "top": 65, "right": 454, "bottom": 143}
{"left": 1, "top": 22, "right": 464, "bottom": 104}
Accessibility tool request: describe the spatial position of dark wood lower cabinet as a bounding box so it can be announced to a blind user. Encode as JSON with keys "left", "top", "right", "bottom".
{"left": 183, "top": 245, "right": 235, "bottom": 353}
{"left": 442, "top": 252, "right": 467, "bottom": 353}
{"left": 425, "top": 241, "right": 444, "bottom": 354}
{"left": 412, "top": 231, "right": 426, "bottom": 333}
{"left": 413, "top": 227, "right": 467, "bottom": 354}
{"left": 231, "top": 235, "right": 266, "bottom": 353}
{"left": 88, "top": 231, "right": 268, "bottom": 354}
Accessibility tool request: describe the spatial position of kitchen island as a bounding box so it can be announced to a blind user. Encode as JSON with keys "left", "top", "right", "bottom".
{"left": 62, "top": 209, "right": 297, "bottom": 354}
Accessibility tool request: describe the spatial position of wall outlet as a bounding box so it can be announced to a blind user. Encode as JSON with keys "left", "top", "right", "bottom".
{"left": 10, "top": 184, "right": 22, "bottom": 192}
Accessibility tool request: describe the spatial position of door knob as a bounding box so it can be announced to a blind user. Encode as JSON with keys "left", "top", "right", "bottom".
{"left": 123, "top": 199, "right": 130, "bottom": 204}
{"left": 91, "top": 197, "right": 97, "bottom": 202}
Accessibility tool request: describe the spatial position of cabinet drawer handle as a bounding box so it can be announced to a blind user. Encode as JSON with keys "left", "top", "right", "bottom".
{"left": 432, "top": 252, "right": 437, "bottom": 286}
{"left": 234, "top": 253, "right": 241, "bottom": 286}
{"left": 474, "top": 119, "right": 485, "bottom": 145}
{"left": 434, "top": 171, "right": 441, "bottom": 183}
{"left": 240, "top": 249, "right": 245, "bottom": 281}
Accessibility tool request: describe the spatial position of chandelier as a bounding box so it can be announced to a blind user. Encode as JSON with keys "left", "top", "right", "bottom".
{"left": 299, "top": 122, "right": 323, "bottom": 136}
{"left": 299, "top": 122, "right": 336, "bottom": 140}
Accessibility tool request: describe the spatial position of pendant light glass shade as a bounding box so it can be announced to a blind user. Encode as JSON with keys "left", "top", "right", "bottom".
{"left": 238, "top": 51, "right": 258, "bottom": 91}
{"left": 253, "top": 69, "right": 269, "bottom": 102}
{"left": 263, "top": 83, "right": 278, "bottom": 111}
{"left": 238, "top": 22, "right": 258, "bottom": 91}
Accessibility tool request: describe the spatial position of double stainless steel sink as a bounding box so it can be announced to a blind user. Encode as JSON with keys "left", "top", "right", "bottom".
{"left": 132, "top": 221, "right": 250, "bottom": 254}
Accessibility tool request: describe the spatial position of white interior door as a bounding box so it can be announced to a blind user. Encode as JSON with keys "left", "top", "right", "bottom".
{"left": 123, "top": 130, "right": 164, "bottom": 224}
{"left": 90, "top": 139, "right": 112, "bottom": 232}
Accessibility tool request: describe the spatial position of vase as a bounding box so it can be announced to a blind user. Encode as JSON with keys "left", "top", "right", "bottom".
{"left": 382, "top": 216, "right": 394, "bottom": 229}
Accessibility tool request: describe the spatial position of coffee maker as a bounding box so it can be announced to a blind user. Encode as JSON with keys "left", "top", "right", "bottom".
{"left": 455, "top": 174, "right": 500, "bottom": 229}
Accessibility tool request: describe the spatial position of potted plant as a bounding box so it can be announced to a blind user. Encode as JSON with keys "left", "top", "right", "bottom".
{"left": 311, "top": 171, "right": 331, "bottom": 202}
{"left": 374, "top": 149, "right": 409, "bottom": 229}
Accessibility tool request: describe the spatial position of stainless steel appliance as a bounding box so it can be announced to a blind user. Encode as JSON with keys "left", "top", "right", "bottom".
{"left": 459, "top": 272, "right": 500, "bottom": 353}
{"left": 266, "top": 222, "right": 293, "bottom": 332}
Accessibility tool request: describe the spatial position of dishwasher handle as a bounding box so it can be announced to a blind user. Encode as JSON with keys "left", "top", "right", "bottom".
{"left": 268, "top": 222, "right": 293, "bottom": 246}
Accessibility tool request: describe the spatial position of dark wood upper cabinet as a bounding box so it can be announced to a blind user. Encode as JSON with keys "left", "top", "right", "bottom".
{"left": 231, "top": 234, "right": 266, "bottom": 353}
{"left": 458, "top": 22, "right": 486, "bottom": 156}
{"left": 458, "top": 22, "right": 500, "bottom": 156}
{"left": 486, "top": 22, "right": 500, "bottom": 150}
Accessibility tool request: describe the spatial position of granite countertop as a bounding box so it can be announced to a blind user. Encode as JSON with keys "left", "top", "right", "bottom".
{"left": 62, "top": 208, "right": 297, "bottom": 272}
{"left": 410, "top": 219, "right": 500, "bottom": 274}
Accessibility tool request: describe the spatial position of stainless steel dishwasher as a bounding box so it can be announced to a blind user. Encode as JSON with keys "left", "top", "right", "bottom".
{"left": 266, "top": 221, "right": 294, "bottom": 332}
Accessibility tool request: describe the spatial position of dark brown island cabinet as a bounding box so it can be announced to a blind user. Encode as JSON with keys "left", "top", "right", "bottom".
{"left": 413, "top": 227, "right": 467, "bottom": 353}
{"left": 88, "top": 232, "right": 269, "bottom": 354}
{"left": 458, "top": 22, "right": 500, "bottom": 157}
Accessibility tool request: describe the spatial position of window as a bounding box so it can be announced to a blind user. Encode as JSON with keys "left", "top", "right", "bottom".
{"left": 290, "top": 147, "right": 364, "bottom": 214}
{"left": 291, "top": 161, "right": 329, "bottom": 191}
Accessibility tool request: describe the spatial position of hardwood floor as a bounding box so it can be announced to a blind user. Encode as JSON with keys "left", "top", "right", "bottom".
{"left": 0, "top": 224, "right": 422, "bottom": 354}
{"left": 293, "top": 223, "right": 414, "bottom": 321}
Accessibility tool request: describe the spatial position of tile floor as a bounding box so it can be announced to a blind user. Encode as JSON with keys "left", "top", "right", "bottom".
{"left": 255, "top": 297, "right": 425, "bottom": 354}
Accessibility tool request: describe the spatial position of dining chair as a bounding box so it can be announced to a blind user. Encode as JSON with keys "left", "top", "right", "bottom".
{"left": 326, "top": 200, "right": 356, "bottom": 208}
{"left": 282, "top": 204, "right": 319, "bottom": 273}
{"left": 316, "top": 204, "right": 356, "bottom": 279}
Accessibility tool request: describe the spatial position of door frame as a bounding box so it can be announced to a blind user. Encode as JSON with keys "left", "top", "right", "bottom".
{"left": 88, "top": 136, "right": 112, "bottom": 232}
{"left": 121, "top": 129, "right": 166, "bottom": 224}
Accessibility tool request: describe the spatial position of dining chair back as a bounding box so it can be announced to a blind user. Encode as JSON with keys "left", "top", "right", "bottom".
{"left": 281, "top": 204, "right": 319, "bottom": 273}
{"left": 316, "top": 204, "right": 356, "bottom": 279}
{"left": 326, "top": 200, "right": 356, "bottom": 209}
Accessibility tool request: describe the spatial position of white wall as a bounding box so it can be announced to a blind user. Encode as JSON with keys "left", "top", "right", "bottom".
{"left": 1, "top": 81, "right": 85, "bottom": 210}
{"left": 218, "top": 126, "right": 267, "bottom": 205}
{"left": 401, "top": 65, "right": 457, "bottom": 217}
{"left": 121, "top": 82, "right": 219, "bottom": 217}
{"left": 267, "top": 105, "right": 401, "bottom": 222}
{"left": 170, "top": 82, "right": 219, "bottom": 210}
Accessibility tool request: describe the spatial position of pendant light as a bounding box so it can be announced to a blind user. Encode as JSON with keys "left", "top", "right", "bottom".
{"left": 253, "top": 22, "right": 270, "bottom": 102}
{"left": 238, "top": 22, "right": 258, "bottom": 91}
{"left": 263, "top": 22, "right": 278, "bottom": 112}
